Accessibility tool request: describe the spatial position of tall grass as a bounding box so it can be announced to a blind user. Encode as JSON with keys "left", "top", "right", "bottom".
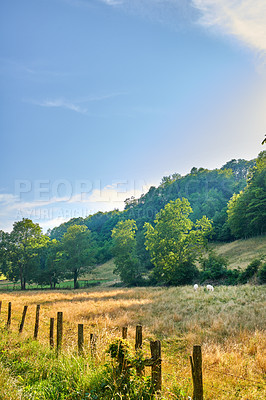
{"left": 0, "top": 285, "right": 265, "bottom": 399}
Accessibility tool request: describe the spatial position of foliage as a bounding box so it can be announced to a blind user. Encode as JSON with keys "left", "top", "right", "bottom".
{"left": 258, "top": 262, "right": 266, "bottom": 284}
{"left": 0, "top": 331, "right": 153, "bottom": 400}
{"left": 221, "top": 158, "right": 256, "bottom": 180}
{"left": 123, "top": 165, "right": 251, "bottom": 244}
{"left": 200, "top": 251, "right": 229, "bottom": 282}
{"left": 35, "top": 239, "right": 66, "bottom": 288}
{"left": 227, "top": 151, "right": 266, "bottom": 238}
{"left": 0, "top": 155, "right": 261, "bottom": 290}
{"left": 49, "top": 210, "right": 122, "bottom": 264}
{"left": 107, "top": 339, "right": 153, "bottom": 399}
{"left": 59, "top": 225, "right": 96, "bottom": 289}
{"left": 144, "top": 198, "right": 212, "bottom": 285}
{"left": 0, "top": 219, "right": 49, "bottom": 290}
{"left": 111, "top": 220, "right": 143, "bottom": 285}
{"left": 238, "top": 258, "right": 262, "bottom": 284}
{"left": 49, "top": 157, "right": 255, "bottom": 259}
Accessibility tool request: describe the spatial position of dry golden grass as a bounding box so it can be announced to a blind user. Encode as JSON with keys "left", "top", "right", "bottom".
{"left": 0, "top": 285, "right": 265, "bottom": 399}
{"left": 85, "top": 259, "right": 118, "bottom": 285}
{"left": 210, "top": 235, "right": 266, "bottom": 270}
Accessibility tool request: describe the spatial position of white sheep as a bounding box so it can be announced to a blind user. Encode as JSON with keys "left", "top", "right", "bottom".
{"left": 193, "top": 284, "right": 199, "bottom": 291}
{"left": 206, "top": 284, "right": 214, "bottom": 292}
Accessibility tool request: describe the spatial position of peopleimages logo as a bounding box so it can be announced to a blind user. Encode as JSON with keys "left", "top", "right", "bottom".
{"left": 15, "top": 207, "right": 94, "bottom": 222}
{"left": 14, "top": 179, "right": 150, "bottom": 203}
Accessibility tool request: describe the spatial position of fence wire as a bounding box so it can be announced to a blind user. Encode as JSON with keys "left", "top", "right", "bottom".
{"left": 162, "top": 358, "right": 266, "bottom": 386}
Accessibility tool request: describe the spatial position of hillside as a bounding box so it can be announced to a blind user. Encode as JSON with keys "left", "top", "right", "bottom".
{"left": 210, "top": 235, "right": 266, "bottom": 270}
{"left": 88, "top": 236, "right": 266, "bottom": 285}
{"left": 86, "top": 259, "right": 119, "bottom": 286}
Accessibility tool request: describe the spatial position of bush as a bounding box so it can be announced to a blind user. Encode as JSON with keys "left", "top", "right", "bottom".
{"left": 258, "top": 262, "right": 266, "bottom": 284}
{"left": 150, "top": 260, "right": 199, "bottom": 286}
{"left": 106, "top": 339, "right": 153, "bottom": 399}
{"left": 170, "top": 261, "right": 199, "bottom": 286}
{"left": 238, "top": 259, "right": 261, "bottom": 284}
{"left": 222, "top": 269, "right": 240, "bottom": 285}
{"left": 200, "top": 252, "right": 228, "bottom": 282}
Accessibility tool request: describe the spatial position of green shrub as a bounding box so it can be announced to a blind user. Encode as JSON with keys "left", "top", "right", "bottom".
{"left": 200, "top": 252, "right": 228, "bottom": 282}
{"left": 258, "top": 262, "right": 266, "bottom": 284}
{"left": 238, "top": 259, "right": 261, "bottom": 284}
{"left": 105, "top": 339, "right": 153, "bottom": 400}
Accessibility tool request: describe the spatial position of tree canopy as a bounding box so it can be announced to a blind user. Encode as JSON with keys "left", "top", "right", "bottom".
{"left": 111, "top": 219, "right": 142, "bottom": 285}
{"left": 60, "top": 224, "right": 95, "bottom": 289}
{"left": 227, "top": 151, "right": 266, "bottom": 238}
{"left": 144, "top": 198, "right": 212, "bottom": 285}
{"left": 0, "top": 219, "right": 49, "bottom": 290}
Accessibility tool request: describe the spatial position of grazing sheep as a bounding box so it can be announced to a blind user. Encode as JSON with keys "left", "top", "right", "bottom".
{"left": 206, "top": 284, "right": 214, "bottom": 291}
{"left": 193, "top": 284, "right": 199, "bottom": 291}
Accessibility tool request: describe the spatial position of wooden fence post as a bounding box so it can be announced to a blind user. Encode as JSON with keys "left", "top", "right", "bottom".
{"left": 135, "top": 325, "right": 142, "bottom": 350}
{"left": 50, "top": 318, "right": 54, "bottom": 349}
{"left": 90, "top": 333, "right": 97, "bottom": 357}
{"left": 122, "top": 326, "right": 128, "bottom": 339}
{"left": 0, "top": 300, "right": 2, "bottom": 315}
{"left": 150, "top": 340, "right": 162, "bottom": 393}
{"left": 135, "top": 325, "right": 144, "bottom": 375}
{"left": 19, "top": 305, "right": 28, "bottom": 333}
{"left": 6, "top": 302, "right": 11, "bottom": 328}
{"left": 33, "top": 304, "right": 40, "bottom": 339}
{"left": 78, "top": 324, "right": 84, "bottom": 356}
{"left": 190, "top": 345, "right": 203, "bottom": 400}
{"left": 56, "top": 312, "right": 63, "bottom": 354}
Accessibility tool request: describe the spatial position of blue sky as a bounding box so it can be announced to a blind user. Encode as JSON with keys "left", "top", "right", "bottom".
{"left": 1, "top": 0, "right": 266, "bottom": 232}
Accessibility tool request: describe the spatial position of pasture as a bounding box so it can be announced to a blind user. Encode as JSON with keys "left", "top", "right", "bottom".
{"left": 0, "top": 285, "right": 265, "bottom": 399}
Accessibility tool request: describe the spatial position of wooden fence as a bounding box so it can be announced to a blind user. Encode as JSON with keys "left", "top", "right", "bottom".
{"left": 0, "top": 301, "right": 204, "bottom": 400}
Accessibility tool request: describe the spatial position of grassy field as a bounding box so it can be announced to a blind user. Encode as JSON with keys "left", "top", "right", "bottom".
{"left": 85, "top": 259, "right": 119, "bottom": 286}
{"left": 0, "top": 285, "right": 265, "bottom": 399}
{"left": 210, "top": 235, "right": 266, "bottom": 270}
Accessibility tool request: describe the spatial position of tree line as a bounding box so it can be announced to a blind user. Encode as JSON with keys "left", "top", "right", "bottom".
{"left": 0, "top": 221, "right": 96, "bottom": 290}
{"left": 0, "top": 151, "right": 265, "bottom": 289}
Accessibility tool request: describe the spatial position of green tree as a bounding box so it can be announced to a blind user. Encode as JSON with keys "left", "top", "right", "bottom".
{"left": 144, "top": 198, "right": 212, "bottom": 285}
{"left": 200, "top": 251, "right": 229, "bottom": 282}
{"left": 227, "top": 151, "right": 266, "bottom": 238}
{"left": 0, "top": 219, "right": 49, "bottom": 290}
{"left": 60, "top": 225, "right": 95, "bottom": 289}
{"left": 36, "top": 239, "right": 65, "bottom": 288}
{"left": 221, "top": 158, "right": 255, "bottom": 180}
{"left": 111, "top": 220, "right": 142, "bottom": 285}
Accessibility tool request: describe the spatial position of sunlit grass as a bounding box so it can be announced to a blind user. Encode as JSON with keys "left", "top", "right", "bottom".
{"left": 210, "top": 235, "right": 266, "bottom": 270}
{"left": 0, "top": 285, "right": 265, "bottom": 399}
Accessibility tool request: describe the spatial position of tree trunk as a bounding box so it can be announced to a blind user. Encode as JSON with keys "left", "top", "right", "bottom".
{"left": 20, "top": 271, "right": 26, "bottom": 290}
{"left": 74, "top": 270, "right": 79, "bottom": 289}
{"left": 21, "top": 278, "right": 26, "bottom": 291}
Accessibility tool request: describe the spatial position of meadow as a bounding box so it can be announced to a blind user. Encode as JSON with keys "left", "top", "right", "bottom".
{"left": 0, "top": 285, "right": 265, "bottom": 399}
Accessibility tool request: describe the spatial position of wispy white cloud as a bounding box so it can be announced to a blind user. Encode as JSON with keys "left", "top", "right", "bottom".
{"left": 99, "top": 0, "right": 123, "bottom": 5}
{"left": 29, "top": 98, "right": 87, "bottom": 114}
{"left": 97, "top": 0, "right": 266, "bottom": 62}
{"left": 26, "top": 92, "right": 127, "bottom": 115}
{"left": 192, "top": 0, "right": 266, "bottom": 60}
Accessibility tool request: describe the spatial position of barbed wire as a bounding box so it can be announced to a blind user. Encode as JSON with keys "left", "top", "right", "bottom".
{"left": 203, "top": 365, "right": 266, "bottom": 385}
{"left": 162, "top": 359, "right": 265, "bottom": 386}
